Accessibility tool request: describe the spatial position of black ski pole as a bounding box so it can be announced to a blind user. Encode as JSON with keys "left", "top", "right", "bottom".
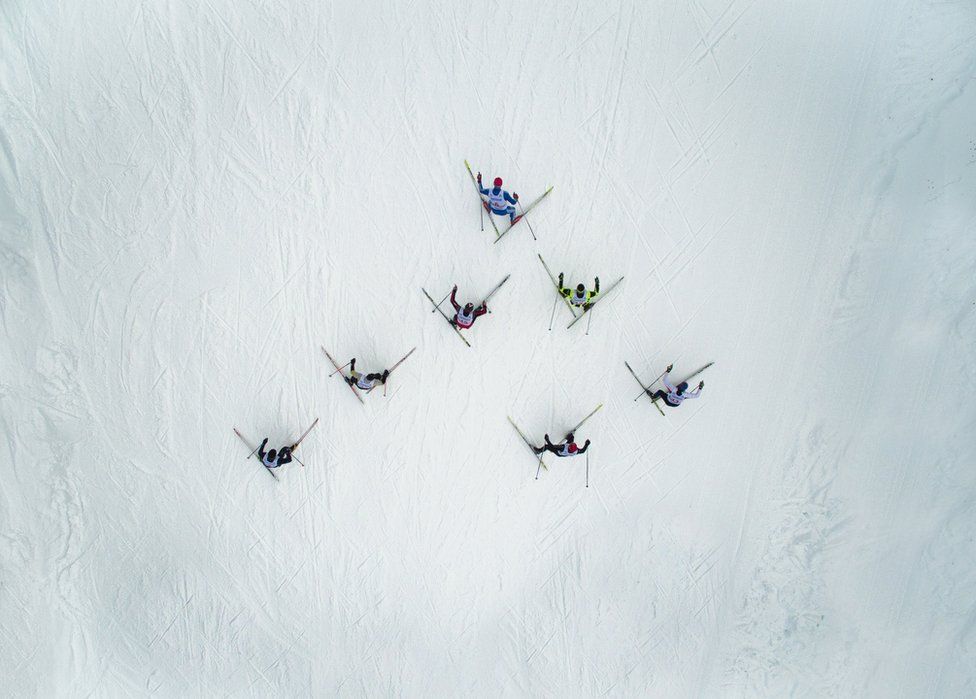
{"left": 548, "top": 297, "right": 557, "bottom": 331}
{"left": 518, "top": 200, "right": 537, "bottom": 241}
{"left": 585, "top": 451, "right": 589, "bottom": 488}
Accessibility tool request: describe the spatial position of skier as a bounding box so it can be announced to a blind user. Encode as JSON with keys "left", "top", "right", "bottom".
{"left": 533, "top": 433, "right": 591, "bottom": 457}
{"left": 476, "top": 173, "right": 520, "bottom": 224}
{"left": 344, "top": 358, "right": 390, "bottom": 391}
{"left": 449, "top": 285, "right": 488, "bottom": 329}
{"left": 258, "top": 438, "right": 294, "bottom": 470}
{"left": 649, "top": 364, "right": 704, "bottom": 407}
{"left": 558, "top": 273, "right": 600, "bottom": 310}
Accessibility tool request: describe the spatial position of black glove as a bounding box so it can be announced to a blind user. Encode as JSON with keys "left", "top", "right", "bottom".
{"left": 260, "top": 437, "right": 268, "bottom": 448}
{"left": 584, "top": 439, "right": 591, "bottom": 446}
{"left": 558, "top": 273, "right": 564, "bottom": 286}
{"left": 698, "top": 381, "right": 704, "bottom": 389}
{"left": 513, "top": 192, "right": 519, "bottom": 201}
{"left": 350, "top": 358, "right": 356, "bottom": 371}
{"left": 476, "top": 172, "right": 482, "bottom": 182}
{"left": 666, "top": 363, "right": 673, "bottom": 373}
{"left": 452, "top": 284, "right": 457, "bottom": 291}
{"left": 594, "top": 277, "right": 600, "bottom": 291}
{"left": 382, "top": 369, "right": 390, "bottom": 381}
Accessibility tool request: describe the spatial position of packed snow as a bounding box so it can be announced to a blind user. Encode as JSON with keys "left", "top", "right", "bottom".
{"left": 2, "top": 0, "right": 974, "bottom": 695}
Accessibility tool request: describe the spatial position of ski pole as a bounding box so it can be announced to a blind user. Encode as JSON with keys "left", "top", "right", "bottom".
{"left": 433, "top": 289, "right": 451, "bottom": 312}
{"left": 518, "top": 200, "right": 537, "bottom": 241}
{"left": 293, "top": 454, "right": 306, "bottom": 468}
{"left": 535, "top": 455, "right": 544, "bottom": 480}
{"left": 480, "top": 197, "right": 484, "bottom": 232}
{"left": 585, "top": 451, "right": 589, "bottom": 488}
{"left": 548, "top": 297, "right": 557, "bottom": 331}
{"left": 329, "top": 361, "right": 351, "bottom": 377}
{"left": 585, "top": 308, "right": 593, "bottom": 336}
{"left": 246, "top": 444, "right": 260, "bottom": 459}
{"left": 633, "top": 368, "right": 669, "bottom": 402}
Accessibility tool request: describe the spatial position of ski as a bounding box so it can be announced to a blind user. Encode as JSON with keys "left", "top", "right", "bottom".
{"left": 369, "top": 347, "right": 417, "bottom": 395}
{"left": 422, "top": 288, "right": 472, "bottom": 347}
{"left": 493, "top": 186, "right": 553, "bottom": 244}
{"left": 537, "top": 254, "right": 579, "bottom": 319}
{"left": 566, "top": 276, "right": 625, "bottom": 329}
{"left": 507, "top": 416, "right": 548, "bottom": 473}
{"left": 321, "top": 347, "right": 366, "bottom": 404}
{"left": 480, "top": 274, "right": 511, "bottom": 308}
{"left": 625, "top": 361, "right": 667, "bottom": 415}
{"left": 291, "top": 417, "right": 319, "bottom": 450}
{"left": 233, "top": 428, "right": 279, "bottom": 481}
{"left": 565, "top": 403, "right": 603, "bottom": 437}
{"left": 464, "top": 159, "right": 501, "bottom": 238}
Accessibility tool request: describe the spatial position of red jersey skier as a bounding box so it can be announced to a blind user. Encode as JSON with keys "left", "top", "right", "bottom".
{"left": 648, "top": 364, "right": 704, "bottom": 407}
{"left": 533, "top": 432, "right": 591, "bottom": 458}
{"left": 477, "top": 173, "right": 520, "bottom": 224}
{"left": 344, "top": 358, "right": 390, "bottom": 391}
{"left": 449, "top": 285, "right": 488, "bottom": 329}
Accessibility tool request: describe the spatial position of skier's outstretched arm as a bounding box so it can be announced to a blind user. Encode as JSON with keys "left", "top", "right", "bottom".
{"left": 258, "top": 437, "right": 268, "bottom": 459}
{"left": 577, "top": 439, "right": 591, "bottom": 454}
{"left": 278, "top": 449, "right": 293, "bottom": 466}
{"left": 450, "top": 286, "right": 461, "bottom": 312}
{"left": 661, "top": 372, "right": 676, "bottom": 393}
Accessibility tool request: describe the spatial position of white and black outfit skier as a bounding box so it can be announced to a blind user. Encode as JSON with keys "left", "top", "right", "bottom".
{"left": 258, "top": 438, "right": 294, "bottom": 470}
{"left": 649, "top": 364, "right": 704, "bottom": 407}
{"left": 344, "top": 358, "right": 390, "bottom": 391}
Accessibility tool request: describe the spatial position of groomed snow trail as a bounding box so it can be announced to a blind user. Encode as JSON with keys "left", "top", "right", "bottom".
{"left": 1, "top": 1, "right": 974, "bottom": 695}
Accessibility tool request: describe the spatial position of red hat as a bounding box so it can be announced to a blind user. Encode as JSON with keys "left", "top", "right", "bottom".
{"left": 493, "top": 177, "right": 503, "bottom": 187}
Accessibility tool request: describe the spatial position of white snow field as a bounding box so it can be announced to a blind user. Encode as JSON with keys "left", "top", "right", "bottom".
{"left": 2, "top": 0, "right": 975, "bottom": 695}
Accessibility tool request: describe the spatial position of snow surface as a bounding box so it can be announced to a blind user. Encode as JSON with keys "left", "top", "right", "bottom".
{"left": 2, "top": 0, "right": 975, "bottom": 695}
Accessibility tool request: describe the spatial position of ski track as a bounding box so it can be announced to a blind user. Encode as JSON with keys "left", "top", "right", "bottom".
{"left": 0, "top": 0, "right": 974, "bottom": 695}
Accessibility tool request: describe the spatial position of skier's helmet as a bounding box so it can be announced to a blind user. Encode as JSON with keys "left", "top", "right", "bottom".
{"left": 464, "top": 302, "right": 474, "bottom": 313}
{"left": 267, "top": 448, "right": 277, "bottom": 461}
{"left": 367, "top": 373, "right": 379, "bottom": 381}
{"left": 493, "top": 177, "right": 503, "bottom": 187}
{"left": 566, "top": 432, "right": 575, "bottom": 443}
{"left": 576, "top": 283, "right": 585, "bottom": 293}
{"left": 676, "top": 381, "right": 689, "bottom": 395}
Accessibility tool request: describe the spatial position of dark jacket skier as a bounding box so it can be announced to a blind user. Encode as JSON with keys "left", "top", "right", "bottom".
{"left": 534, "top": 432, "right": 591, "bottom": 457}
{"left": 559, "top": 273, "right": 600, "bottom": 310}
{"left": 450, "top": 285, "right": 488, "bottom": 329}
{"left": 258, "top": 438, "right": 294, "bottom": 470}
{"left": 344, "top": 358, "right": 390, "bottom": 391}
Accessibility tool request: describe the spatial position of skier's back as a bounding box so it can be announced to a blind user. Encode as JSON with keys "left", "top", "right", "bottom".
{"left": 558, "top": 273, "right": 600, "bottom": 310}
{"left": 650, "top": 364, "right": 704, "bottom": 407}
{"left": 345, "top": 358, "right": 390, "bottom": 391}
{"left": 258, "top": 438, "right": 294, "bottom": 470}
{"left": 477, "top": 173, "right": 520, "bottom": 224}
{"left": 450, "top": 285, "right": 488, "bottom": 329}
{"left": 534, "top": 432, "right": 591, "bottom": 457}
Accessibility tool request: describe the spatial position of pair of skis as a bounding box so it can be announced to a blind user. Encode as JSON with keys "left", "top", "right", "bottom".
{"left": 233, "top": 417, "right": 319, "bottom": 481}
{"left": 464, "top": 160, "right": 552, "bottom": 243}
{"left": 421, "top": 275, "right": 510, "bottom": 347}
{"left": 508, "top": 403, "right": 603, "bottom": 480}
{"left": 625, "top": 362, "right": 714, "bottom": 415}
{"left": 538, "top": 254, "right": 624, "bottom": 331}
{"left": 321, "top": 347, "right": 416, "bottom": 403}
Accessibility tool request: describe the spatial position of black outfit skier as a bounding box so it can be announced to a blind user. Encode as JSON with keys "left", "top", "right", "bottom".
{"left": 344, "top": 358, "right": 390, "bottom": 391}
{"left": 449, "top": 285, "right": 488, "bottom": 329}
{"left": 258, "top": 438, "right": 294, "bottom": 470}
{"left": 649, "top": 364, "right": 704, "bottom": 407}
{"left": 533, "top": 432, "right": 591, "bottom": 457}
{"left": 558, "top": 273, "right": 600, "bottom": 311}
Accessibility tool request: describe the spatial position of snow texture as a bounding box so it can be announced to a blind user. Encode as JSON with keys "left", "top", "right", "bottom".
{"left": 1, "top": 0, "right": 975, "bottom": 695}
